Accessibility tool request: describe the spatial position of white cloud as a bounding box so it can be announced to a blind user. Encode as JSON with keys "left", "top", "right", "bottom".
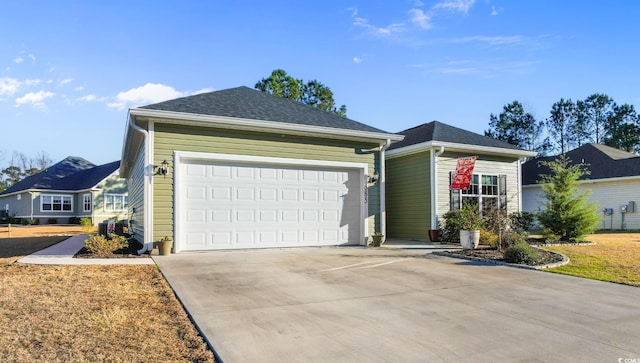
{"left": 433, "top": 0, "right": 476, "bottom": 13}
{"left": 0, "top": 78, "right": 20, "bottom": 96}
{"left": 451, "top": 35, "right": 523, "bottom": 45}
{"left": 491, "top": 5, "right": 499, "bottom": 16}
{"left": 13, "top": 56, "right": 24, "bottom": 64}
{"left": 59, "top": 78, "right": 74, "bottom": 85}
{"left": 353, "top": 56, "right": 363, "bottom": 64}
{"left": 409, "top": 8, "right": 432, "bottom": 29}
{"left": 347, "top": 7, "right": 358, "bottom": 17}
{"left": 77, "top": 94, "right": 97, "bottom": 102}
{"left": 28, "top": 54, "right": 36, "bottom": 64}
{"left": 74, "top": 85, "right": 85, "bottom": 91}
{"left": 15, "top": 91, "right": 55, "bottom": 108}
{"left": 353, "top": 16, "right": 405, "bottom": 36}
{"left": 108, "top": 83, "right": 196, "bottom": 110}
{"left": 24, "top": 79, "right": 42, "bottom": 86}
{"left": 191, "top": 88, "right": 213, "bottom": 95}
{"left": 414, "top": 0, "right": 425, "bottom": 6}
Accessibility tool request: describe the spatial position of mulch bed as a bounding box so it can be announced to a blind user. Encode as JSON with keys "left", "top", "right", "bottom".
{"left": 74, "top": 239, "right": 151, "bottom": 259}
{"left": 445, "top": 247, "right": 564, "bottom": 266}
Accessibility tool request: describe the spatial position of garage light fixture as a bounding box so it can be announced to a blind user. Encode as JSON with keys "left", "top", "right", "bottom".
{"left": 159, "top": 160, "right": 169, "bottom": 176}
{"left": 368, "top": 172, "right": 379, "bottom": 184}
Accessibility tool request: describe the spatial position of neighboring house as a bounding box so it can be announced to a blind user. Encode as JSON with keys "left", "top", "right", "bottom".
{"left": 385, "top": 121, "right": 537, "bottom": 241}
{"left": 0, "top": 157, "right": 128, "bottom": 225}
{"left": 522, "top": 143, "right": 640, "bottom": 230}
{"left": 120, "top": 86, "right": 402, "bottom": 253}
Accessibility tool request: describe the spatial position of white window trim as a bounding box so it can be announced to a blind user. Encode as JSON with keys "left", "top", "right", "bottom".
{"left": 104, "top": 193, "right": 129, "bottom": 212}
{"left": 40, "top": 194, "right": 74, "bottom": 213}
{"left": 83, "top": 193, "right": 92, "bottom": 212}
{"left": 455, "top": 173, "right": 506, "bottom": 214}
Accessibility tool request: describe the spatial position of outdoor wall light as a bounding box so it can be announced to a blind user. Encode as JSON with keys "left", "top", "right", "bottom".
{"left": 159, "top": 160, "right": 169, "bottom": 176}
{"left": 368, "top": 172, "right": 379, "bottom": 184}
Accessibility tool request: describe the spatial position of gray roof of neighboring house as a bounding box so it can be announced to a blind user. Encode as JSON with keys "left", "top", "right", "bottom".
{"left": 522, "top": 143, "right": 640, "bottom": 185}
{"left": 0, "top": 157, "right": 120, "bottom": 195}
{"left": 387, "top": 121, "right": 524, "bottom": 151}
{"left": 140, "top": 86, "right": 388, "bottom": 134}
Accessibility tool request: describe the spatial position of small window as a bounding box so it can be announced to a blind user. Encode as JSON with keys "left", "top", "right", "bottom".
{"left": 105, "top": 194, "right": 128, "bottom": 211}
{"left": 83, "top": 194, "right": 92, "bottom": 212}
{"left": 16, "top": 194, "right": 21, "bottom": 201}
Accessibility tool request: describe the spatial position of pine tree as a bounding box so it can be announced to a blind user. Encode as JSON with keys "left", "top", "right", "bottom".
{"left": 537, "top": 155, "right": 599, "bottom": 241}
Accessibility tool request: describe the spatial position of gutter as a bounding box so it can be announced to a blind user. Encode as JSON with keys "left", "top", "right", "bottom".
{"left": 127, "top": 116, "right": 153, "bottom": 255}
{"left": 431, "top": 146, "right": 445, "bottom": 230}
{"left": 379, "top": 139, "right": 391, "bottom": 238}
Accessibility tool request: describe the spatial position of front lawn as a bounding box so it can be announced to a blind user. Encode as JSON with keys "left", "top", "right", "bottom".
{"left": 0, "top": 237, "right": 214, "bottom": 362}
{"left": 544, "top": 233, "right": 640, "bottom": 287}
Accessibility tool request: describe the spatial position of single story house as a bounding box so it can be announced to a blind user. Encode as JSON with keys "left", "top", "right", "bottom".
{"left": 120, "top": 86, "right": 403, "bottom": 253}
{"left": 522, "top": 143, "right": 640, "bottom": 230}
{"left": 385, "top": 121, "right": 537, "bottom": 241}
{"left": 0, "top": 156, "right": 127, "bottom": 225}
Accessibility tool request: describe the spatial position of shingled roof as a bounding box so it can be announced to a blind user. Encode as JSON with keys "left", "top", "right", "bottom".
{"left": 0, "top": 157, "right": 120, "bottom": 195}
{"left": 388, "top": 121, "right": 525, "bottom": 151}
{"left": 140, "top": 86, "right": 386, "bottom": 134}
{"left": 522, "top": 143, "right": 640, "bottom": 185}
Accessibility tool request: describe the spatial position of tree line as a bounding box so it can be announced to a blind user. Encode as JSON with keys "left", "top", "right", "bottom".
{"left": 485, "top": 93, "right": 639, "bottom": 155}
{"left": 0, "top": 151, "right": 52, "bottom": 192}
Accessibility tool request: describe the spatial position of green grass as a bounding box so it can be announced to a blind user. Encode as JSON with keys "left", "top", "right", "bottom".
{"left": 544, "top": 233, "right": 640, "bottom": 287}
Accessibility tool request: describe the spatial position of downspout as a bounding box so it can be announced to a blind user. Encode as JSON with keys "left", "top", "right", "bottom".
{"left": 431, "top": 146, "right": 445, "bottom": 230}
{"left": 517, "top": 157, "right": 524, "bottom": 212}
{"left": 379, "top": 139, "right": 391, "bottom": 238}
{"left": 128, "top": 116, "right": 153, "bottom": 255}
{"left": 29, "top": 192, "right": 33, "bottom": 221}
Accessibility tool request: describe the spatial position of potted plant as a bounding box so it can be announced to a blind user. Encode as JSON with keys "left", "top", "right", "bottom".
{"left": 459, "top": 202, "right": 482, "bottom": 249}
{"left": 371, "top": 232, "right": 384, "bottom": 247}
{"left": 158, "top": 236, "right": 173, "bottom": 255}
{"left": 428, "top": 217, "right": 442, "bottom": 242}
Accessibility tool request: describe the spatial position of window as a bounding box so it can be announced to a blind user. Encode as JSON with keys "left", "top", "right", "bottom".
{"left": 83, "top": 194, "right": 92, "bottom": 212}
{"left": 41, "top": 195, "right": 73, "bottom": 212}
{"left": 450, "top": 173, "right": 506, "bottom": 215}
{"left": 105, "top": 194, "right": 128, "bottom": 211}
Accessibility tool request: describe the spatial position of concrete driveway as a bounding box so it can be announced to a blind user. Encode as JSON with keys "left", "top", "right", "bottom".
{"left": 154, "top": 246, "right": 640, "bottom": 363}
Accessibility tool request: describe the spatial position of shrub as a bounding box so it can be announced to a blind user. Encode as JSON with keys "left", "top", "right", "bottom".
{"left": 84, "top": 234, "right": 128, "bottom": 257}
{"left": 29, "top": 218, "right": 40, "bottom": 225}
{"left": 479, "top": 229, "right": 498, "bottom": 247}
{"left": 509, "top": 211, "right": 536, "bottom": 234}
{"left": 442, "top": 210, "right": 463, "bottom": 242}
{"left": 80, "top": 217, "right": 93, "bottom": 234}
{"left": 501, "top": 231, "right": 525, "bottom": 250}
{"left": 48, "top": 218, "right": 57, "bottom": 224}
{"left": 503, "top": 240, "right": 541, "bottom": 264}
{"left": 68, "top": 216, "right": 81, "bottom": 224}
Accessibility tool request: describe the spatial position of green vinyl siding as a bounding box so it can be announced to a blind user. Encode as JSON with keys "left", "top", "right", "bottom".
{"left": 152, "top": 123, "right": 380, "bottom": 242}
{"left": 386, "top": 152, "right": 431, "bottom": 240}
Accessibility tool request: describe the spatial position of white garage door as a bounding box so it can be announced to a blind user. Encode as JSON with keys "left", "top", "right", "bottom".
{"left": 177, "top": 159, "right": 363, "bottom": 251}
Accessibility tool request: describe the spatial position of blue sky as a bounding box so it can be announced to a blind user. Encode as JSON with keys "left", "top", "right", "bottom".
{"left": 1, "top": 0, "right": 639, "bottom": 167}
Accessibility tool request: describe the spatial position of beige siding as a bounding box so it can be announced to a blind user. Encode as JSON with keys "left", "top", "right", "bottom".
{"left": 437, "top": 152, "right": 521, "bottom": 219}
{"left": 524, "top": 179, "right": 640, "bottom": 230}
{"left": 128, "top": 144, "right": 145, "bottom": 243}
{"left": 386, "top": 152, "right": 431, "bottom": 240}
{"left": 152, "top": 123, "right": 380, "bottom": 242}
{"left": 92, "top": 173, "right": 129, "bottom": 224}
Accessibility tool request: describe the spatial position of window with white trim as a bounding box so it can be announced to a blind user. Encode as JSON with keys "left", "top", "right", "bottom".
{"left": 41, "top": 195, "right": 73, "bottom": 212}
{"left": 105, "top": 194, "right": 128, "bottom": 211}
{"left": 450, "top": 173, "right": 507, "bottom": 215}
{"left": 83, "top": 194, "right": 92, "bottom": 212}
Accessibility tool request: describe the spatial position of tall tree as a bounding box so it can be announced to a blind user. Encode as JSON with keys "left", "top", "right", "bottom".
{"left": 255, "top": 69, "right": 347, "bottom": 117}
{"left": 537, "top": 155, "right": 599, "bottom": 242}
{"left": 0, "top": 151, "right": 52, "bottom": 192}
{"left": 573, "top": 93, "right": 615, "bottom": 145}
{"left": 547, "top": 98, "right": 576, "bottom": 154}
{"left": 485, "top": 100, "right": 550, "bottom": 156}
{"left": 605, "top": 103, "right": 640, "bottom": 153}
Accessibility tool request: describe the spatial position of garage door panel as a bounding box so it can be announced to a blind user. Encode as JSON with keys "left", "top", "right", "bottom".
{"left": 178, "top": 160, "right": 362, "bottom": 251}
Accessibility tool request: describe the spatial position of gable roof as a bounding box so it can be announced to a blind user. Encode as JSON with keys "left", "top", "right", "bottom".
{"left": 387, "top": 121, "right": 537, "bottom": 158}
{"left": 140, "top": 86, "right": 387, "bottom": 134}
{"left": 0, "top": 157, "right": 120, "bottom": 195}
{"left": 522, "top": 143, "right": 640, "bottom": 185}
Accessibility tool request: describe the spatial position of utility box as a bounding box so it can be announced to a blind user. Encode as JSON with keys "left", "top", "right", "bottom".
{"left": 620, "top": 204, "right": 628, "bottom": 213}
{"left": 628, "top": 201, "right": 636, "bottom": 213}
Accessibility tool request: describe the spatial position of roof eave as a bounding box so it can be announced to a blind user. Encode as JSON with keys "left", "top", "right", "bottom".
{"left": 129, "top": 108, "right": 403, "bottom": 143}
{"left": 387, "top": 140, "right": 538, "bottom": 159}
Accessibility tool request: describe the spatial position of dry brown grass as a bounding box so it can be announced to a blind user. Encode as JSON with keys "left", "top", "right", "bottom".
{"left": 0, "top": 237, "right": 214, "bottom": 362}
{"left": 0, "top": 236, "right": 67, "bottom": 265}
{"left": 544, "top": 233, "right": 640, "bottom": 287}
{"left": 0, "top": 224, "right": 96, "bottom": 238}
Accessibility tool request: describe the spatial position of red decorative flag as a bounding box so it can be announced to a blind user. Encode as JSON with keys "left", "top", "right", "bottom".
{"left": 450, "top": 156, "right": 477, "bottom": 190}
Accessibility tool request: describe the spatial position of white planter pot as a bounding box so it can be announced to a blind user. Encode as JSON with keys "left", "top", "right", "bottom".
{"left": 460, "top": 230, "right": 480, "bottom": 250}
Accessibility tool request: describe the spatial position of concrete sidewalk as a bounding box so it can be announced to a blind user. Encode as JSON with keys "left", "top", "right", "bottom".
{"left": 18, "top": 235, "right": 155, "bottom": 265}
